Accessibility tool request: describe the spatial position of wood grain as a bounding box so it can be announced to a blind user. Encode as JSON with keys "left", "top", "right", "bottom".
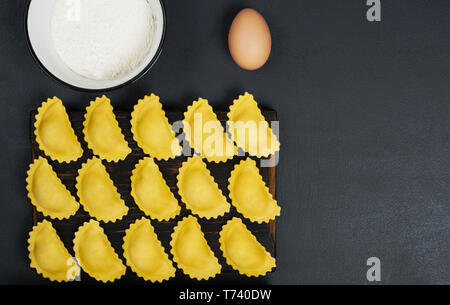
{"left": 29, "top": 109, "right": 278, "bottom": 282}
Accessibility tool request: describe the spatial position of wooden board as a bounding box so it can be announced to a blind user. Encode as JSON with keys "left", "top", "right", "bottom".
{"left": 29, "top": 109, "right": 277, "bottom": 283}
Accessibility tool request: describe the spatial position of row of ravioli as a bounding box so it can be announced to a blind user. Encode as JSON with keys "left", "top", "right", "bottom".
{"left": 27, "top": 155, "right": 280, "bottom": 223}
{"left": 34, "top": 92, "right": 280, "bottom": 163}
{"left": 29, "top": 216, "right": 275, "bottom": 282}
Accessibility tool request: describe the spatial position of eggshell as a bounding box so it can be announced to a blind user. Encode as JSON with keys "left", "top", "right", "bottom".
{"left": 228, "top": 8, "right": 272, "bottom": 70}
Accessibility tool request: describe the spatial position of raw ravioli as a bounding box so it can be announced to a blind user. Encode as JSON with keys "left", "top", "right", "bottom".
{"left": 219, "top": 217, "right": 276, "bottom": 276}
{"left": 177, "top": 156, "right": 230, "bottom": 219}
{"left": 183, "top": 98, "right": 236, "bottom": 162}
{"left": 228, "top": 158, "right": 280, "bottom": 223}
{"left": 170, "top": 216, "right": 221, "bottom": 280}
{"left": 76, "top": 157, "right": 128, "bottom": 222}
{"left": 73, "top": 220, "right": 126, "bottom": 282}
{"left": 131, "top": 94, "right": 181, "bottom": 160}
{"left": 28, "top": 220, "right": 80, "bottom": 282}
{"left": 26, "top": 157, "right": 79, "bottom": 219}
{"left": 83, "top": 96, "right": 131, "bottom": 162}
{"left": 34, "top": 97, "right": 82, "bottom": 162}
{"left": 131, "top": 157, "right": 180, "bottom": 220}
{"left": 123, "top": 218, "right": 176, "bottom": 282}
{"left": 227, "top": 92, "right": 280, "bottom": 157}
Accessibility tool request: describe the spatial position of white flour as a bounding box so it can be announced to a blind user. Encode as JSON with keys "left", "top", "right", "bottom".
{"left": 51, "top": 0, "right": 154, "bottom": 80}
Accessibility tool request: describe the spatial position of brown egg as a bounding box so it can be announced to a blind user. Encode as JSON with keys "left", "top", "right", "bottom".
{"left": 228, "top": 8, "right": 272, "bottom": 70}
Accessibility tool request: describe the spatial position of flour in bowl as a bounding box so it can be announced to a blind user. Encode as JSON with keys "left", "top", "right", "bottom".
{"left": 51, "top": 0, "right": 154, "bottom": 80}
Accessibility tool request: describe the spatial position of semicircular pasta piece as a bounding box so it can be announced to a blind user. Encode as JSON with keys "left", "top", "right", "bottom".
{"left": 170, "top": 216, "right": 221, "bottom": 280}
{"left": 26, "top": 157, "right": 79, "bottom": 219}
{"left": 183, "top": 98, "right": 236, "bottom": 162}
{"left": 177, "top": 156, "right": 230, "bottom": 219}
{"left": 76, "top": 157, "right": 128, "bottom": 222}
{"left": 34, "top": 97, "right": 83, "bottom": 162}
{"left": 28, "top": 220, "right": 80, "bottom": 282}
{"left": 131, "top": 94, "right": 181, "bottom": 160}
{"left": 73, "top": 220, "right": 126, "bottom": 282}
{"left": 227, "top": 92, "right": 280, "bottom": 157}
{"left": 228, "top": 158, "right": 280, "bottom": 223}
{"left": 131, "top": 157, "right": 180, "bottom": 220}
{"left": 123, "top": 218, "right": 176, "bottom": 282}
{"left": 219, "top": 217, "right": 276, "bottom": 277}
{"left": 83, "top": 96, "right": 131, "bottom": 162}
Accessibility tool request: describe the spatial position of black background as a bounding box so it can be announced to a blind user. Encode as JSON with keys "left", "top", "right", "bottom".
{"left": 0, "top": 0, "right": 449, "bottom": 284}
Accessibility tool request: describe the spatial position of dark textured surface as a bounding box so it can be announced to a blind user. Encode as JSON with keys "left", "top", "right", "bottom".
{"left": 0, "top": 0, "right": 449, "bottom": 284}
{"left": 30, "top": 110, "right": 277, "bottom": 284}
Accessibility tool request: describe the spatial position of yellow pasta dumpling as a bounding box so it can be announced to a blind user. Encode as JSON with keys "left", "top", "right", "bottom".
{"left": 170, "top": 216, "right": 221, "bottom": 280}
{"left": 183, "top": 98, "right": 236, "bottom": 162}
{"left": 228, "top": 158, "right": 280, "bottom": 223}
{"left": 227, "top": 92, "right": 280, "bottom": 157}
{"left": 123, "top": 218, "right": 176, "bottom": 282}
{"left": 73, "top": 220, "right": 126, "bottom": 282}
{"left": 76, "top": 157, "right": 128, "bottom": 222}
{"left": 28, "top": 220, "right": 80, "bottom": 282}
{"left": 131, "top": 157, "right": 180, "bottom": 220}
{"left": 131, "top": 94, "right": 181, "bottom": 160}
{"left": 34, "top": 97, "right": 83, "bottom": 162}
{"left": 83, "top": 96, "right": 131, "bottom": 162}
{"left": 26, "top": 157, "right": 79, "bottom": 219}
{"left": 177, "top": 156, "right": 230, "bottom": 219}
{"left": 219, "top": 217, "right": 276, "bottom": 277}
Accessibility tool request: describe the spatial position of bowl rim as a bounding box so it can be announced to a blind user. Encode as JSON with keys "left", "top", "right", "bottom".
{"left": 24, "top": 0, "right": 167, "bottom": 92}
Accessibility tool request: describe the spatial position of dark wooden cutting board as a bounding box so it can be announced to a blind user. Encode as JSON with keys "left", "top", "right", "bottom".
{"left": 29, "top": 108, "right": 277, "bottom": 283}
